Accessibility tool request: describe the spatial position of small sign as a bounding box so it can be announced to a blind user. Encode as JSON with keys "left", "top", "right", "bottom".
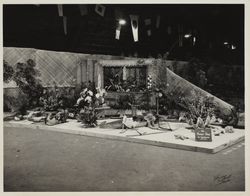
{"left": 195, "top": 128, "right": 212, "bottom": 142}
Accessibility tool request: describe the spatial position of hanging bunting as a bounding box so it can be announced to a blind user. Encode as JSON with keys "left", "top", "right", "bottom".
{"left": 144, "top": 18, "right": 152, "bottom": 36}
{"left": 79, "top": 5, "right": 88, "bottom": 16}
{"left": 115, "top": 23, "right": 122, "bottom": 40}
{"left": 63, "top": 16, "right": 67, "bottom": 35}
{"left": 115, "top": 8, "right": 123, "bottom": 40}
{"left": 57, "top": 4, "right": 63, "bottom": 17}
{"left": 95, "top": 4, "right": 106, "bottom": 17}
{"left": 178, "top": 24, "right": 183, "bottom": 47}
{"left": 193, "top": 36, "right": 196, "bottom": 46}
{"left": 147, "top": 30, "right": 152, "bottom": 36}
{"left": 156, "top": 15, "right": 161, "bottom": 28}
{"left": 130, "top": 15, "right": 139, "bottom": 42}
{"left": 167, "top": 26, "right": 172, "bottom": 34}
{"left": 144, "top": 18, "right": 151, "bottom": 26}
{"left": 114, "top": 8, "right": 123, "bottom": 19}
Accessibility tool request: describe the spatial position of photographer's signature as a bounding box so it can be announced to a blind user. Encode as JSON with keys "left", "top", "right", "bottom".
{"left": 214, "top": 174, "right": 232, "bottom": 185}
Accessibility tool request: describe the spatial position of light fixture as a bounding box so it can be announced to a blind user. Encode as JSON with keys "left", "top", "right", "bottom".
{"left": 193, "top": 37, "right": 196, "bottom": 45}
{"left": 184, "top": 33, "right": 192, "bottom": 38}
{"left": 231, "top": 45, "right": 236, "bottom": 50}
{"left": 119, "top": 19, "right": 126, "bottom": 25}
{"left": 223, "top": 42, "right": 229, "bottom": 45}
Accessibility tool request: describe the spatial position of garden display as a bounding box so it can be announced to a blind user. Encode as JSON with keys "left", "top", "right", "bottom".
{"left": 149, "top": 59, "right": 238, "bottom": 126}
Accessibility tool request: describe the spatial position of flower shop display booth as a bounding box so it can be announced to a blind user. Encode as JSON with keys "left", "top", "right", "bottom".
{"left": 4, "top": 47, "right": 238, "bottom": 126}
{"left": 3, "top": 47, "right": 244, "bottom": 153}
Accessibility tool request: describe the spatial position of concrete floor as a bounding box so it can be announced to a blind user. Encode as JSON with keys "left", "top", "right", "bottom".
{"left": 4, "top": 126, "right": 245, "bottom": 191}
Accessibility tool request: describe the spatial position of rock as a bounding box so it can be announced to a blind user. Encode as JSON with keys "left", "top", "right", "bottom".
{"left": 204, "top": 115, "right": 211, "bottom": 127}
{"left": 196, "top": 117, "right": 205, "bottom": 128}
{"left": 225, "top": 126, "right": 234, "bottom": 133}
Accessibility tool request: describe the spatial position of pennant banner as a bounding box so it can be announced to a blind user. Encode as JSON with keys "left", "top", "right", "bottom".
{"left": 63, "top": 16, "right": 67, "bottom": 35}
{"left": 115, "top": 24, "right": 122, "bottom": 40}
{"left": 95, "top": 4, "right": 106, "bottom": 17}
{"left": 130, "top": 15, "right": 139, "bottom": 42}
{"left": 178, "top": 24, "right": 183, "bottom": 47}
{"left": 144, "top": 18, "right": 151, "bottom": 26}
{"left": 79, "top": 5, "right": 88, "bottom": 16}
{"left": 57, "top": 4, "right": 63, "bottom": 17}
{"left": 156, "top": 15, "right": 161, "bottom": 28}
{"left": 115, "top": 8, "right": 123, "bottom": 39}
{"left": 193, "top": 37, "right": 196, "bottom": 46}
{"left": 144, "top": 18, "right": 152, "bottom": 36}
{"left": 147, "top": 30, "right": 151, "bottom": 36}
{"left": 114, "top": 8, "right": 123, "bottom": 19}
{"left": 167, "top": 26, "right": 172, "bottom": 34}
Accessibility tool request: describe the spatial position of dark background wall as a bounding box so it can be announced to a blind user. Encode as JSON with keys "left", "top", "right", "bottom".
{"left": 3, "top": 4, "right": 244, "bottom": 65}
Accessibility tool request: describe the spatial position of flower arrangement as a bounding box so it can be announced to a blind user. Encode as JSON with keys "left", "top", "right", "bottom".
{"left": 75, "top": 82, "right": 106, "bottom": 127}
{"left": 177, "top": 90, "right": 217, "bottom": 128}
{"left": 95, "top": 87, "right": 107, "bottom": 107}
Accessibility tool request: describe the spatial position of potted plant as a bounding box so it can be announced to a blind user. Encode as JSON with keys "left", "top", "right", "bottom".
{"left": 75, "top": 82, "right": 98, "bottom": 127}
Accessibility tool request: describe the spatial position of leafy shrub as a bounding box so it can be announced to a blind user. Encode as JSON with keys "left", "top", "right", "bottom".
{"left": 12, "top": 59, "right": 43, "bottom": 108}
{"left": 4, "top": 91, "right": 29, "bottom": 114}
{"left": 3, "top": 60, "right": 14, "bottom": 83}
{"left": 177, "top": 90, "right": 217, "bottom": 123}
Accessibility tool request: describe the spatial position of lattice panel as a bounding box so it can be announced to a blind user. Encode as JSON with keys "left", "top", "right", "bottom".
{"left": 165, "top": 68, "right": 234, "bottom": 117}
{"left": 3, "top": 47, "right": 82, "bottom": 87}
{"left": 3, "top": 47, "right": 36, "bottom": 66}
{"left": 35, "top": 50, "right": 79, "bottom": 87}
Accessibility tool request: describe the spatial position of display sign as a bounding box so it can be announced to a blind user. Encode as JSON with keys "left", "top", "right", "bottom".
{"left": 195, "top": 128, "right": 212, "bottom": 142}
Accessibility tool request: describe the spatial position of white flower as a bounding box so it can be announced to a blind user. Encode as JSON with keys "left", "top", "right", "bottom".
{"left": 100, "top": 89, "right": 106, "bottom": 96}
{"left": 88, "top": 90, "right": 93, "bottom": 96}
{"left": 96, "top": 93, "right": 100, "bottom": 98}
{"left": 76, "top": 97, "right": 84, "bottom": 105}
{"left": 96, "top": 87, "right": 100, "bottom": 93}
{"left": 80, "top": 88, "right": 88, "bottom": 97}
{"left": 85, "top": 96, "right": 92, "bottom": 103}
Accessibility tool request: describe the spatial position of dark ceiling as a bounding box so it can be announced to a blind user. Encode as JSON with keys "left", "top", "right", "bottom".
{"left": 3, "top": 4, "right": 244, "bottom": 65}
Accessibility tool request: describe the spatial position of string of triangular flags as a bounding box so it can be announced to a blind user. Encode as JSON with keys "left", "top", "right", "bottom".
{"left": 57, "top": 5, "right": 67, "bottom": 35}
{"left": 54, "top": 4, "right": 197, "bottom": 45}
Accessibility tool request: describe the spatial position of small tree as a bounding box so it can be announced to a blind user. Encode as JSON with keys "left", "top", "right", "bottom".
{"left": 12, "top": 59, "right": 43, "bottom": 108}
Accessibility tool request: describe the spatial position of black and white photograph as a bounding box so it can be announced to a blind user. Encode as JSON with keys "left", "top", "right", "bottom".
{"left": 2, "top": 1, "right": 247, "bottom": 192}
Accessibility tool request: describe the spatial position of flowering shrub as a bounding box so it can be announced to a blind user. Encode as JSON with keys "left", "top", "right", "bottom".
{"left": 75, "top": 82, "right": 106, "bottom": 127}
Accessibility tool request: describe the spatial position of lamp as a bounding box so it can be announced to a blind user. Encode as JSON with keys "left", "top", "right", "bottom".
{"left": 184, "top": 33, "right": 192, "bottom": 38}
{"left": 119, "top": 19, "right": 126, "bottom": 25}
